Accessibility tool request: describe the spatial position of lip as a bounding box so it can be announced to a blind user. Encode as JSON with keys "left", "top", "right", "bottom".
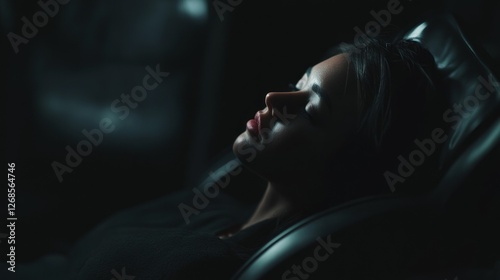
{"left": 246, "top": 112, "right": 261, "bottom": 137}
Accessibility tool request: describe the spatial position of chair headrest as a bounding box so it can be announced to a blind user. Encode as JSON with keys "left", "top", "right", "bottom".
{"left": 404, "top": 13, "right": 500, "bottom": 167}
{"left": 404, "top": 13, "right": 500, "bottom": 207}
{"left": 232, "top": 12, "right": 500, "bottom": 279}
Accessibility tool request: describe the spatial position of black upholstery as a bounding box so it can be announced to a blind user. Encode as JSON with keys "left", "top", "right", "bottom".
{"left": 231, "top": 13, "right": 500, "bottom": 280}
{"left": 3, "top": 0, "right": 229, "bottom": 257}
{"left": 404, "top": 14, "right": 500, "bottom": 168}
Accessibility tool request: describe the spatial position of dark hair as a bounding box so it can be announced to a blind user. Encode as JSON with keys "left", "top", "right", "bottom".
{"left": 308, "top": 38, "right": 446, "bottom": 212}
{"left": 255, "top": 38, "right": 448, "bottom": 241}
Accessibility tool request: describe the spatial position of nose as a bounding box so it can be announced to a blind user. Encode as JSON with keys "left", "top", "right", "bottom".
{"left": 264, "top": 91, "right": 309, "bottom": 114}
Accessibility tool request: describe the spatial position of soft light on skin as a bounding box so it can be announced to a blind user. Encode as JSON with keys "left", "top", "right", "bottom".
{"left": 231, "top": 53, "right": 359, "bottom": 231}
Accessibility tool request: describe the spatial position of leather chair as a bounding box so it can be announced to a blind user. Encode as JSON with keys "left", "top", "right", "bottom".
{"left": 3, "top": 0, "right": 228, "bottom": 259}
{"left": 229, "top": 12, "right": 500, "bottom": 280}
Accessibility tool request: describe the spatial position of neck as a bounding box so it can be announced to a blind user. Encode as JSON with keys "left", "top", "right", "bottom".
{"left": 240, "top": 181, "right": 299, "bottom": 231}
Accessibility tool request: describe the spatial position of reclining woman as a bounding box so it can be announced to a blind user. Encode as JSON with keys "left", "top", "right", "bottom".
{"left": 13, "top": 38, "right": 443, "bottom": 279}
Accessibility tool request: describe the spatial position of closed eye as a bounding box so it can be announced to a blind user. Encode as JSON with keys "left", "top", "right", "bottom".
{"left": 301, "top": 105, "right": 321, "bottom": 125}
{"left": 288, "top": 83, "right": 319, "bottom": 124}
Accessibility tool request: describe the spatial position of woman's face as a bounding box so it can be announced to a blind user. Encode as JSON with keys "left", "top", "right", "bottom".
{"left": 233, "top": 54, "right": 358, "bottom": 185}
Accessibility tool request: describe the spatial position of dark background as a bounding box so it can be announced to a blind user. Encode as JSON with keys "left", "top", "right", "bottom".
{"left": 2, "top": 0, "right": 499, "bottom": 261}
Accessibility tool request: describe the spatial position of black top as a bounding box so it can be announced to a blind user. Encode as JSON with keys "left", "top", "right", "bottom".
{"left": 50, "top": 189, "right": 277, "bottom": 280}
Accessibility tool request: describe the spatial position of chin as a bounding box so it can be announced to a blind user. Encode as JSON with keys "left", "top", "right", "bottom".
{"left": 233, "top": 132, "right": 257, "bottom": 161}
{"left": 233, "top": 130, "right": 273, "bottom": 171}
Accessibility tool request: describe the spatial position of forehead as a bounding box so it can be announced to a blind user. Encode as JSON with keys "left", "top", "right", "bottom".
{"left": 310, "top": 54, "right": 351, "bottom": 95}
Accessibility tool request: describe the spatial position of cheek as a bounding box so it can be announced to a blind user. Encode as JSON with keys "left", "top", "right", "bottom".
{"left": 264, "top": 122, "right": 324, "bottom": 163}
{"left": 272, "top": 123, "right": 313, "bottom": 147}
{"left": 232, "top": 120, "right": 328, "bottom": 176}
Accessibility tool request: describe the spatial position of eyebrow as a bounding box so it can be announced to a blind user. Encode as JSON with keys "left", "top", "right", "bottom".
{"left": 305, "top": 67, "right": 332, "bottom": 112}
